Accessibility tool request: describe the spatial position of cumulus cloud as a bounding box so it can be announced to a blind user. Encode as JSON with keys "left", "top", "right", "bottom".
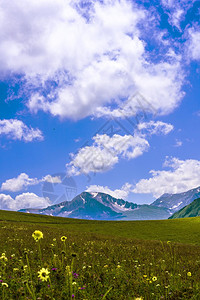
{"left": 1, "top": 173, "right": 62, "bottom": 192}
{"left": 67, "top": 119, "right": 173, "bottom": 176}
{"left": 1, "top": 173, "right": 39, "bottom": 192}
{"left": 0, "top": 119, "right": 43, "bottom": 142}
{"left": 0, "top": 0, "right": 184, "bottom": 120}
{"left": 66, "top": 133, "right": 149, "bottom": 176}
{"left": 86, "top": 182, "right": 133, "bottom": 199}
{"left": 0, "top": 192, "right": 50, "bottom": 211}
{"left": 133, "top": 157, "right": 200, "bottom": 198}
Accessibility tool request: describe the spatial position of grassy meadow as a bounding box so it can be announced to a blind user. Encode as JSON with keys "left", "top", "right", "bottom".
{"left": 0, "top": 210, "right": 200, "bottom": 299}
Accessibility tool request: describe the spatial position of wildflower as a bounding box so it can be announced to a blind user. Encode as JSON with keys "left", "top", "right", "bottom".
{"left": 73, "top": 272, "right": 79, "bottom": 279}
{"left": 38, "top": 268, "right": 50, "bottom": 281}
{"left": 61, "top": 236, "right": 67, "bottom": 242}
{"left": 152, "top": 276, "right": 157, "bottom": 281}
{"left": 13, "top": 268, "right": 19, "bottom": 272}
{"left": 143, "top": 275, "right": 147, "bottom": 278}
{"left": 187, "top": 272, "right": 192, "bottom": 277}
{"left": 135, "top": 297, "right": 143, "bottom": 300}
{"left": 32, "top": 230, "right": 43, "bottom": 242}
{"left": 2, "top": 283, "right": 8, "bottom": 287}
{"left": 0, "top": 253, "right": 7, "bottom": 262}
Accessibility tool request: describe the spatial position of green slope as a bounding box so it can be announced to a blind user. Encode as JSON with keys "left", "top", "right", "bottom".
{"left": 169, "top": 197, "right": 200, "bottom": 219}
{"left": 122, "top": 205, "right": 170, "bottom": 220}
{"left": 1, "top": 209, "right": 200, "bottom": 245}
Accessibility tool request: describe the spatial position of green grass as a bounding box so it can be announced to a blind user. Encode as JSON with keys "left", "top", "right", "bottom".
{"left": 0, "top": 210, "right": 200, "bottom": 299}
{"left": 1, "top": 210, "right": 200, "bottom": 244}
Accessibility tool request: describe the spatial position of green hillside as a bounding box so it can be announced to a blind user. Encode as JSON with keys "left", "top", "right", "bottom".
{"left": 169, "top": 197, "right": 200, "bottom": 219}
{"left": 0, "top": 209, "right": 200, "bottom": 245}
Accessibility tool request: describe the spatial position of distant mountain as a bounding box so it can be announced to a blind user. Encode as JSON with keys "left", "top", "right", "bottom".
{"left": 19, "top": 192, "right": 170, "bottom": 220}
{"left": 151, "top": 186, "right": 200, "bottom": 213}
{"left": 169, "top": 198, "right": 200, "bottom": 219}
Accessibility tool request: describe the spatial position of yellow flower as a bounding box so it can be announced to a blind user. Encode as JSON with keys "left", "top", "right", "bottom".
{"left": 61, "top": 236, "right": 67, "bottom": 242}
{"left": 187, "top": 272, "right": 192, "bottom": 277}
{"left": 38, "top": 268, "right": 50, "bottom": 281}
{"left": 32, "top": 230, "right": 43, "bottom": 242}
{"left": 0, "top": 254, "right": 7, "bottom": 261}
{"left": 135, "top": 297, "right": 143, "bottom": 300}
{"left": 2, "top": 283, "right": 8, "bottom": 288}
{"left": 143, "top": 275, "right": 147, "bottom": 278}
{"left": 152, "top": 276, "right": 157, "bottom": 281}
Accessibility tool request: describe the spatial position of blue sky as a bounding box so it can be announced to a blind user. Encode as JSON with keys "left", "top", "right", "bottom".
{"left": 0, "top": 0, "right": 200, "bottom": 210}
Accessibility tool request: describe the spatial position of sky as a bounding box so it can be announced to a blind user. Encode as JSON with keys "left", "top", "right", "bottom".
{"left": 0, "top": 0, "right": 200, "bottom": 211}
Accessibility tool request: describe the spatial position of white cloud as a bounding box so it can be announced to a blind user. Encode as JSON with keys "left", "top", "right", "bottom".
{"left": 67, "top": 119, "right": 173, "bottom": 176}
{"left": 42, "top": 175, "right": 61, "bottom": 183}
{"left": 1, "top": 173, "right": 39, "bottom": 192}
{"left": 133, "top": 157, "right": 200, "bottom": 198}
{"left": 187, "top": 28, "right": 200, "bottom": 61}
{"left": 1, "top": 173, "right": 62, "bottom": 192}
{"left": 161, "top": 0, "right": 194, "bottom": 30}
{"left": 66, "top": 133, "right": 149, "bottom": 176}
{"left": 86, "top": 182, "right": 133, "bottom": 200}
{"left": 137, "top": 121, "right": 174, "bottom": 135}
{"left": 0, "top": 119, "right": 43, "bottom": 142}
{"left": 0, "top": 0, "right": 184, "bottom": 120}
{"left": 0, "top": 192, "right": 50, "bottom": 211}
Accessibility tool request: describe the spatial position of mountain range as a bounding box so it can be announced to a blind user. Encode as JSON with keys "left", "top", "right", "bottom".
{"left": 19, "top": 186, "right": 200, "bottom": 220}
{"left": 20, "top": 191, "right": 169, "bottom": 220}
{"left": 151, "top": 186, "right": 200, "bottom": 213}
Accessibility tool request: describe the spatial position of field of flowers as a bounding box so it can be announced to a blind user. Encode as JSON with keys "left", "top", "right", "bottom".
{"left": 0, "top": 212, "right": 200, "bottom": 299}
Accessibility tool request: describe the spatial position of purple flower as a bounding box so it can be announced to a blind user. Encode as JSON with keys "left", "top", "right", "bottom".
{"left": 73, "top": 272, "right": 79, "bottom": 278}
{"left": 52, "top": 268, "right": 57, "bottom": 271}
{"left": 72, "top": 295, "right": 75, "bottom": 298}
{"left": 0, "top": 280, "right": 3, "bottom": 283}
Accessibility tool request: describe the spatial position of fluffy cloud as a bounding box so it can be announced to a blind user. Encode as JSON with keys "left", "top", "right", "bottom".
{"left": 67, "top": 120, "right": 173, "bottom": 176}
{"left": 0, "top": 192, "right": 50, "bottom": 211}
{"left": 1, "top": 173, "right": 39, "bottom": 192}
{"left": 66, "top": 133, "right": 149, "bottom": 176}
{"left": 86, "top": 183, "right": 133, "bottom": 199}
{"left": 133, "top": 157, "right": 200, "bottom": 198}
{"left": 0, "top": 0, "right": 184, "bottom": 120}
{"left": 1, "top": 173, "right": 62, "bottom": 192}
{"left": 0, "top": 119, "right": 43, "bottom": 142}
